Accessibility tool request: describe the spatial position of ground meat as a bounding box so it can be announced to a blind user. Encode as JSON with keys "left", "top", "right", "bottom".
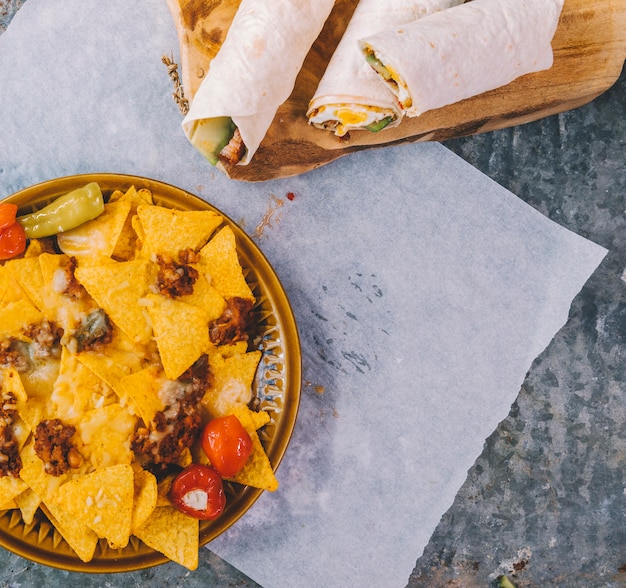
{"left": 209, "top": 297, "right": 255, "bottom": 346}
{"left": 63, "top": 256, "right": 87, "bottom": 300}
{"left": 0, "top": 338, "right": 31, "bottom": 373}
{"left": 131, "top": 354, "right": 211, "bottom": 472}
{"left": 155, "top": 250, "right": 199, "bottom": 298}
{"left": 73, "top": 308, "right": 113, "bottom": 352}
{"left": 34, "top": 419, "right": 82, "bottom": 476}
{"left": 218, "top": 128, "right": 246, "bottom": 167}
{"left": 24, "top": 320, "right": 63, "bottom": 359}
{"left": 0, "top": 390, "right": 22, "bottom": 477}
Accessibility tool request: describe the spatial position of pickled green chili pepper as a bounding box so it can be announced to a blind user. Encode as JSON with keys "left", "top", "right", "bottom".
{"left": 17, "top": 182, "right": 105, "bottom": 239}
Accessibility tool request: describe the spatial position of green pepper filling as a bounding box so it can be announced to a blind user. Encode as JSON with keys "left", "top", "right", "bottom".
{"left": 365, "top": 53, "right": 393, "bottom": 82}
{"left": 365, "top": 116, "right": 394, "bottom": 133}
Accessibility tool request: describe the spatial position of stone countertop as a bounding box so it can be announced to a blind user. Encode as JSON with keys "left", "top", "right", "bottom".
{"left": 0, "top": 2, "right": 625, "bottom": 587}
{"left": 411, "top": 64, "right": 626, "bottom": 588}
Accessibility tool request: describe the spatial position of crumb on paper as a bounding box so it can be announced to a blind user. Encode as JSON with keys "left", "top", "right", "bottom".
{"left": 304, "top": 380, "right": 325, "bottom": 395}
{"left": 253, "top": 195, "right": 284, "bottom": 240}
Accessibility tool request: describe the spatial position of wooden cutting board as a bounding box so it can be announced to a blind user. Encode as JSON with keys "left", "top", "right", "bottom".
{"left": 166, "top": 0, "right": 626, "bottom": 182}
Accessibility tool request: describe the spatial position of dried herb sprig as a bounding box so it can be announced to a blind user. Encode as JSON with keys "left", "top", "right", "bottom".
{"left": 162, "top": 52, "right": 189, "bottom": 116}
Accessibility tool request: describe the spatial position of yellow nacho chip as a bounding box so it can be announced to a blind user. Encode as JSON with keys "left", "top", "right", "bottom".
{"left": 74, "top": 403, "right": 137, "bottom": 469}
{"left": 23, "top": 238, "right": 56, "bottom": 258}
{"left": 51, "top": 347, "right": 118, "bottom": 424}
{"left": 203, "top": 348, "right": 261, "bottom": 418}
{"left": 222, "top": 404, "right": 277, "bottom": 492}
{"left": 14, "top": 488, "right": 41, "bottom": 525}
{"left": 178, "top": 274, "right": 227, "bottom": 323}
{"left": 3, "top": 255, "right": 45, "bottom": 309}
{"left": 134, "top": 505, "right": 199, "bottom": 571}
{"left": 19, "top": 443, "right": 74, "bottom": 503}
{"left": 53, "top": 463, "right": 134, "bottom": 548}
{"left": 118, "top": 365, "right": 165, "bottom": 425}
{"left": 38, "top": 253, "right": 95, "bottom": 331}
{"left": 230, "top": 402, "right": 271, "bottom": 432}
{"left": 74, "top": 258, "right": 153, "bottom": 344}
{"left": 136, "top": 204, "right": 223, "bottom": 259}
{"left": 145, "top": 294, "right": 210, "bottom": 380}
{"left": 76, "top": 327, "right": 151, "bottom": 400}
{"left": 198, "top": 225, "right": 254, "bottom": 301}
{"left": 57, "top": 199, "right": 132, "bottom": 259}
{"left": 0, "top": 299, "right": 42, "bottom": 339}
{"left": 40, "top": 502, "right": 99, "bottom": 563}
{"left": 0, "top": 474, "right": 28, "bottom": 506}
{"left": 0, "top": 265, "right": 25, "bottom": 306}
{"left": 228, "top": 429, "right": 278, "bottom": 492}
{"left": 131, "top": 467, "right": 157, "bottom": 533}
{"left": 109, "top": 185, "right": 154, "bottom": 207}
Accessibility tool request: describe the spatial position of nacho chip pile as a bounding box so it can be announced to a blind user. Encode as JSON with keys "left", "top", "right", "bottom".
{"left": 0, "top": 185, "right": 278, "bottom": 569}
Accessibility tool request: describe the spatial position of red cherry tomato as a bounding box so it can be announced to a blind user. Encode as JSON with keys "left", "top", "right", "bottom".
{"left": 0, "top": 221, "right": 26, "bottom": 260}
{"left": 201, "top": 415, "right": 253, "bottom": 478}
{"left": 169, "top": 464, "right": 226, "bottom": 520}
{"left": 0, "top": 203, "right": 18, "bottom": 231}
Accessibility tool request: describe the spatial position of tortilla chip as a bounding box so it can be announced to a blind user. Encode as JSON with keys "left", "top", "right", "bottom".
{"left": 198, "top": 226, "right": 254, "bottom": 301}
{"left": 2, "top": 258, "right": 43, "bottom": 309}
{"left": 0, "top": 298, "right": 42, "bottom": 339}
{"left": 118, "top": 365, "right": 165, "bottom": 425}
{"left": 0, "top": 474, "right": 28, "bottom": 506}
{"left": 19, "top": 443, "right": 72, "bottom": 503}
{"left": 110, "top": 187, "right": 154, "bottom": 261}
{"left": 134, "top": 505, "right": 199, "bottom": 571}
{"left": 23, "top": 238, "right": 56, "bottom": 258}
{"left": 40, "top": 502, "right": 99, "bottom": 563}
{"left": 0, "top": 267, "right": 18, "bottom": 307}
{"left": 136, "top": 204, "right": 223, "bottom": 259}
{"left": 203, "top": 349, "right": 261, "bottom": 418}
{"left": 74, "top": 258, "right": 153, "bottom": 344}
{"left": 131, "top": 467, "right": 158, "bottom": 533}
{"left": 228, "top": 429, "right": 278, "bottom": 492}
{"left": 38, "top": 253, "right": 94, "bottom": 331}
{"left": 145, "top": 294, "right": 210, "bottom": 380}
{"left": 74, "top": 404, "right": 137, "bottom": 469}
{"left": 230, "top": 402, "right": 271, "bottom": 432}
{"left": 76, "top": 327, "right": 152, "bottom": 405}
{"left": 109, "top": 185, "right": 154, "bottom": 207}
{"left": 53, "top": 463, "right": 134, "bottom": 548}
{"left": 50, "top": 347, "right": 118, "bottom": 424}
{"left": 14, "top": 488, "right": 41, "bottom": 525}
{"left": 57, "top": 199, "right": 132, "bottom": 259}
{"left": 178, "top": 274, "right": 227, "bottom": 322}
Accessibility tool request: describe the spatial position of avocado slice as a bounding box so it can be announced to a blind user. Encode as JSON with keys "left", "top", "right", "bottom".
{"left": 365, "top": 116, "right": 394, "bottom": 133}
{"left": 188, "top": 117, "right": 237, "bottom": 165}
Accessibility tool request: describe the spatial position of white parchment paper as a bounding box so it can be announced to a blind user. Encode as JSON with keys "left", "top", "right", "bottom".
{"left": 0, "top": 1, "right": 608, "bottom": 587}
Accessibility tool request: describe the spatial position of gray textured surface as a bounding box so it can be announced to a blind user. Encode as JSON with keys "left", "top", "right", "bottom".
{"left": 0, "top": 1, "right": 625, "bottom": 587}
{"left": 412, "top": 67, "right": 626, "bottom": 587}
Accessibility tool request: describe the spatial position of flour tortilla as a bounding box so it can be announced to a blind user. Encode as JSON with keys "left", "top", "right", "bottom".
{"left": 359, "top": 0, "right": 564, "bottom": 117}
{"left": 307, "top": 0, "right": 464, "bottom": 136}
{"left": 182, "top": 0, "right": 336, "bottom": 165}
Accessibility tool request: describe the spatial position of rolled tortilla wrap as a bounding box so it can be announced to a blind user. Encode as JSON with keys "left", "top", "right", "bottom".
{"left": 307, "top": 0, "right": 464, "bottom": 137}
{"left": 359, "top": 0, "right": 564, "bottom": 117}
{"left": 182, "top": 0, "right": 336, "bottom": 167}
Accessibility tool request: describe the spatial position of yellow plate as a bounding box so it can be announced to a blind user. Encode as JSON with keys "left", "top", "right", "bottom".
{"left": 0, "top": 173, "right": 301, "bottom": 572}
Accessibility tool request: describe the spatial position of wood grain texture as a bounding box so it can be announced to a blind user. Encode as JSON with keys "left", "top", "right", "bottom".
{"left": 166, "top": 0, "right": 626, "bottom": 181}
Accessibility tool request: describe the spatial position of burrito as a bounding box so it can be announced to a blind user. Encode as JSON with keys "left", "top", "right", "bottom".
{"left": 307, "top": 0, "right": 463, "bottom": 137}
{"left": 182, "top": 0, "right": 336, "bottom": 168}
{"left": 359, "top": 0, "right": 564, "bottom": 117}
